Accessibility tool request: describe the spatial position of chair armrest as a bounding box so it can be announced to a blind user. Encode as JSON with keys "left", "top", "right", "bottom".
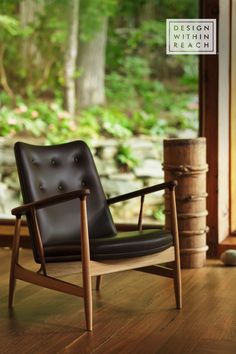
{"left": 107, "top": 180, "right": 177, "bottom": 205}
{"left": 11, "top": 188, "right": 90, "bottom": 216}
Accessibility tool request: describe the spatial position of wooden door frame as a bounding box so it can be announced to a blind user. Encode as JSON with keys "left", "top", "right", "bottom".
{"left": 199, "top": 0, "right": 220, "bottom": 256}
{"left": 230, "top": 0, "right": 236, "bottom": 234}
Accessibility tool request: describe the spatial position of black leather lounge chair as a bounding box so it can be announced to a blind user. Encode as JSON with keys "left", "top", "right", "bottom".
{"left": 9, "top": 140, "right": 182, "bottom": 331}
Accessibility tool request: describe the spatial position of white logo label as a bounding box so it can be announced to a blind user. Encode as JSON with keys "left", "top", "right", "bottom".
{"left": 166, "top": 19, "right": 217, "bottom": 55}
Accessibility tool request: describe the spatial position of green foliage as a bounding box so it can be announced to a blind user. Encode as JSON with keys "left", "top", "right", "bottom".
{"left": 80, "top": 0, "right": 117, "bottom": 41}
{"left": 153, "top": 205, "right": 165, "bottom": 224}
{"left": 0, "top": 0, "right": 199, "bottom": 143}
{"left": 0, "top": 95, "right": 93, "bottom": 143}
{"left": 180, "top": 56, "right": 199, "bottom": 90}
{"left": 0, "top": 15, "right": 20, "bottom": 36}
{"left": 131, "top": 111, "right": 169, "bottom": 135}
{"left": 106, "top": 56, "right": 166, "bottom": 112}
{"left": 126, "top": 20, "right": 166, "bottom": 52}
{"left": 0, "top": 87, "right": 198, "bottom": 144}
{"left": 106, "top": 19, "right": 166, "bottom": 73}
{"left": 99, "top": 109, "right": 133, "bottom": 138}
{"left": 118, "top": 0, "right": 145, "bottom": 17}
{"left": 115, "top": 144, "right": 138, "bottom": 171}
{"left": 157, "top": 0, "right": 198, "bottom": 19}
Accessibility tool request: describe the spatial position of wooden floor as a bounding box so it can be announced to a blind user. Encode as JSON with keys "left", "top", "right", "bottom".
{"left": 1, "top": 248, "right": 236, "bottom": 354}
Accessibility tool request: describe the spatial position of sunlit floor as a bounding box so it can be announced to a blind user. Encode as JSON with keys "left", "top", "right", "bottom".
{"left": 1, "top": 247, "right": 236, "bottom": 354}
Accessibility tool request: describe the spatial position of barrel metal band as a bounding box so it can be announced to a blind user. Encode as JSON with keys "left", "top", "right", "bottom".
{"left": 180, "top": 245, "right": 209, "bottom": 254}
{"left": 165, "top": 193, "right": 208, "bottom": 202}
{"left": 164, "top": 210, "right": 208, "bottom": 218}
{"left": 179, "top": 227, "right": 210, "bottom": 236}
{"left": 162, "top": 163, "right": 208, "bottom": 176}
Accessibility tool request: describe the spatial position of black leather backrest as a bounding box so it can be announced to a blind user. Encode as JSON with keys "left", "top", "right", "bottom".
{"left": 14, "top": 141, "right": 117, "bottom": 261}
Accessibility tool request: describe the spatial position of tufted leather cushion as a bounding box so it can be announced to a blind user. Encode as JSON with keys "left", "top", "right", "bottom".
{"left": 14, "top": 141, "right": 117, "bottom": 262}
{"left": 14, "top": 140, "right": 173, "bottom": 263}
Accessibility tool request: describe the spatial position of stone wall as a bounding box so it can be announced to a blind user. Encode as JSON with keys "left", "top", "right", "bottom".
{"left": 93, "top": 136, "right": 165, "bottom": 223}
{"left": 0, "top": 136, "right": 166, "bottom": 223}
{"left": 0, "top": 138, "right": 20, "bottom": 217}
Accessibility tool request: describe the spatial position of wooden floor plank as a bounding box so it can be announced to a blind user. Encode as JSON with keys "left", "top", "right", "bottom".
{"left": 1, "top": 249, "right": 236, "bottom": 353}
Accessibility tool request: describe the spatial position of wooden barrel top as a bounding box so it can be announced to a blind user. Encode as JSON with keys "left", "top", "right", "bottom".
{"left": 164, "top": 137, "right": 206, "bottom": 146}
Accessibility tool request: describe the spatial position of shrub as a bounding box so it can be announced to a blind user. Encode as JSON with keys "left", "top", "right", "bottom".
{"left": 115, "top": 143, "right": 138, "bottom": 171}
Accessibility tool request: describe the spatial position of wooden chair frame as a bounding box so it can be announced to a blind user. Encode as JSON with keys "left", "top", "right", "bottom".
{"left": 9, "top": 181, "right": 182, "bottom": 331}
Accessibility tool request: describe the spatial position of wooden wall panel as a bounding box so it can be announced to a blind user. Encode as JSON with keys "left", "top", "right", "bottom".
{"left": 230, "top": 0, "right": 236, "bottom": 232}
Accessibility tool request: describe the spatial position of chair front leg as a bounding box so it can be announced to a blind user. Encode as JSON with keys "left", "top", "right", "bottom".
{"left": 9, "top": 216, "right": 22, "bottom": 308}
{"left": 80, "top": 197, "right": 93, "bottom": 331}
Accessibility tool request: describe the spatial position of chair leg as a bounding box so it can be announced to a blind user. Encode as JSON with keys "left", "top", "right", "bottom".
{"left": 173, "top": 260, "right": 182, "bottom": 309}
{"left": 96, "top": 275, "right": 102, "bottom": 291}
{"left": 9, "top": 217, "right": 21, "bottom": 308}
{"left": 80, "top": 197, "right": 93, "bottom": 331}
{"left": 83, "top": 275, "right": 93, "bottom": 331}
{"left": 8, "top": 275, "right": 16, "bottom": 309}
{"left": 169, "top": 188, "right": 182, "bottom": 309}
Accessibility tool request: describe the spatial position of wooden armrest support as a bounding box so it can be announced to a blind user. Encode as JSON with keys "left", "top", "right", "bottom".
{"left": 107, "top": 180, "right": 177, "bottom": 205}
{"left": 12, "top": 189, "right": 90, "bottom": 216}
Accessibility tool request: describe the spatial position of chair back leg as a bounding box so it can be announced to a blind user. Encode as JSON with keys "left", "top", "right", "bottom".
{"left": 96, "top": 275, "right": 102, "bottom": 291}
{"left": 173, "top": 263, "right": 182, "bottom": 309}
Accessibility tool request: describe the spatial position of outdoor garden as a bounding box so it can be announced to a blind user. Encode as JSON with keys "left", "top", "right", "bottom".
{"left": 0, "top": 0, "right": 198, "bottom": 222}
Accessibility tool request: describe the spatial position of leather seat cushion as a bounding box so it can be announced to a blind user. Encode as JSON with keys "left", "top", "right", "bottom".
{"left": 43, "top": 229, "right": 173, "bottom": 262}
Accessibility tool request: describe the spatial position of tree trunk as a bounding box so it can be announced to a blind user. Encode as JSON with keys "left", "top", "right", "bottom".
{"left": 20, "top": 0, "right": 44, "bottom": 67}
{"left": 64, "top": 0, "right": 80, "bottom": 116}
{"left": 0, "top": 44, "right": 14, "bottom": 98}
{"left": 76, "top": 16, "right": 108, "bottom": 109}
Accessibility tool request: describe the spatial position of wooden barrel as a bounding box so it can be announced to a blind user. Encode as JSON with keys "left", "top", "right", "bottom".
{"left": 163, "top": 138, "right": 208, "bottom": 268}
